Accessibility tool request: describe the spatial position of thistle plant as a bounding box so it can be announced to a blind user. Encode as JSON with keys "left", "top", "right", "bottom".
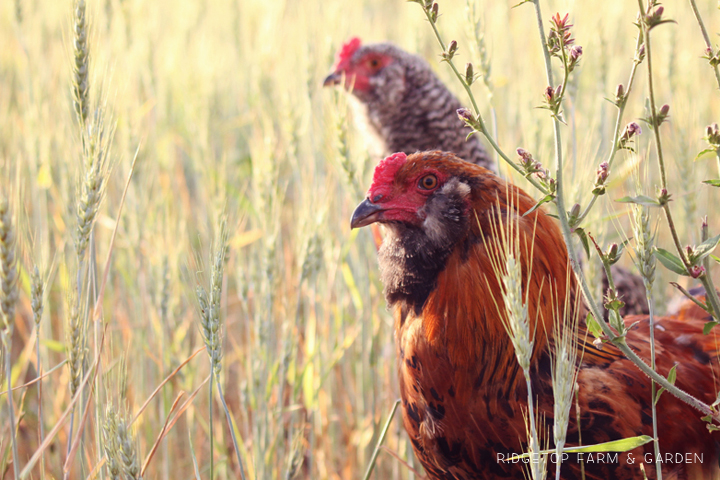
{"left": 0, "top": 196, "right": 19, "bottom": 480}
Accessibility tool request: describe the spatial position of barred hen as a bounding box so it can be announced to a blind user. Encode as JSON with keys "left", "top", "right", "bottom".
{"left": 323, "top": 37, "right": 493, "bottom": 170}
{"left": 351, "top": 150, "right": 719, "bottom": 480}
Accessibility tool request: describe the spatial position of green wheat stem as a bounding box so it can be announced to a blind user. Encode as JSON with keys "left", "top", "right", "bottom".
{"left": 36, "top": 332, "right": 44, "bottom": 470}
{"left": 215, "top": 375, "right": 247, "bottom": 480}
{"left": 688, "top": 0, "right": 720, "bottom": 90}
{"left": 648, "top": 299, "right": 662, "bottom": 480}
{"left": 209, "top": 372, "right": 214, "bottom": 480}
{"left": 2, "top": 331, "right": 19, "bottom": 480}
{"left": 362, "top": 399, "right": 401, "bottom": 480}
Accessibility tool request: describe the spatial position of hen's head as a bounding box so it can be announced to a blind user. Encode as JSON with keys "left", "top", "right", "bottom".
{"left": 323, "top": 38, "right": 412, "bottom": 104}
{"left": 351, "top": 151, "right": 484, "bottom": 245}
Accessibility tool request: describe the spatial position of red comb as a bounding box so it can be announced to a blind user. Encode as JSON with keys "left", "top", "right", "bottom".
{"left": 337, "top": 37, "right": 362, "bottom": 67}
{"left": 370, "top": 152, "right": 407, "bottom": 191}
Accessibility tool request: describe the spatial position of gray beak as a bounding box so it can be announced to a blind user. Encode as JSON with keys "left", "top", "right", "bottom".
{"left": 351, "top": 198, "right": 383, "bottom": 229}
{"left": 323, "top": 71, "right": 342, "bottom": 87}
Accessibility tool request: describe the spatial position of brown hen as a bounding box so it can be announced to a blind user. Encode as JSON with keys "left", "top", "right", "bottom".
{"left": 351, "top": 150, "right": 719, "bottom": 479}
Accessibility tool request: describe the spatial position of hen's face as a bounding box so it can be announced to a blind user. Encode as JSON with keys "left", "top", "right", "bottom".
{"left": 324, "top": 38, "right": 403, "bottom": 102}
{"left": 351, "top": 152, "right": 474, "bottom": 245}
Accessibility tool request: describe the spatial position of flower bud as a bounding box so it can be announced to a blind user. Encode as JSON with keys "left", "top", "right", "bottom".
{"left": 595, "top": 162, "right": 609, "bottom": 184}
{"left": 431, "top": 2, "right": 439, "bottom": 22}
{"left": 569, "top": 45, "right": 583, "bottom": 62}
{"left": 457, "top": 108, "right": 474, "bottom": 124}
{"left": 465, "top": 62, "right": 474, "bottom": 85}
{"left": 545, "top": 86, "right": 555, "bottom": 101}
{"left": 637, "top": 44, "right": 646, "bottom": 61}
{"left": 691, "top": 265, "right": 706, "bottom": 279}
{"left": 569, "top": 203, "right": 581, "bottom": 218}
{"left": 448, "top": 40, "right": 458, "bottom": 57}
{"left": 615, "top": 84, "right": 625, "bottom": 99}
{"left": 659, "top": 104, "right": 670, "bottom": 116}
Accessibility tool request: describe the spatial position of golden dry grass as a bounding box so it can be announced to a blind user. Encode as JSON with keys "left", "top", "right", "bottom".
{"left": 1, "top": 0, "right": 720, "bottom": 478}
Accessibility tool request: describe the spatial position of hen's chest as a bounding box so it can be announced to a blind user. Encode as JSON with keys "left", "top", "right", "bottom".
{"left": 395, "top": 314, "right": 531, "bottom": 479}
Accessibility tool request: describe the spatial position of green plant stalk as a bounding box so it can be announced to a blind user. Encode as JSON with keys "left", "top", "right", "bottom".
{"left": 362, "top": 399, "right": 400, "bottom": 480}
{"left": 647, "top": 299, "right": 662, "bottom": 480}
{"left": 532, "top": 0, "right": 554, "bottom": 85}
{"left": 576, "top": 34, "right": 644, "bottom": 225}
{"left": 416, "top": 2, "right": 548, "bottom": 194}
{"left": 215, "top": 374, "right": 247, "bottom": 480}
{"left": 688, "top": 0, "right": 720, "bottom": 90}
{"left": 531, "top": 0, "right": 720, "bottom": 424}
{"left": 209, "top": 372, "right": 214, "bottom": 480}
{"left": 672, "top": 282, "right": 712, "bottom": 312}
{"left": 35, "top": 327, "right": 45, "bottom": 478}
{"left": 64, "top": 411, "right": 75, "bottom": 480}
{"left": 639, "top": 0, "right": 720, "bottom": 322}
{"left": 2, "top": 331, "right": 19, "bottom": 480}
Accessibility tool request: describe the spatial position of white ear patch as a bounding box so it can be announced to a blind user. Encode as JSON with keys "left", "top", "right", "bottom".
{"left": 420, "top": 179, "right": 471, "bottom": 245}
{"left": 450, "top": 180, "right": 471, "bottom": 198}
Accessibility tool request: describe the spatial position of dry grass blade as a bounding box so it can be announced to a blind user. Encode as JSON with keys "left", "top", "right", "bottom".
{"left": 141, "top": 391, "right": 186, "bottom": 476}
{"left": 63, "top": 372, "right": 96, "bottom": 476}
{"left": 94, "top": 143, "right": 140, "bottom": 321}
{"left": 0, "top": 360, "right": 67, "bottom": 395}
{"left": 19, "top": 326, "right": 107, "bottom": 479}
{"left": 131, "top": 346, "right": 204, "bottom": 425}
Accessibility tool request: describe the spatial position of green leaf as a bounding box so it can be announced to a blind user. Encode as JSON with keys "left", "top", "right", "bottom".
{"left": 668, "top": 363, "right": 677, "bottom": 384}
{"left": 695, "top": 148, "right": 717, "bottom": 161}
{"left": 703, "top": 180, "right": 720, "bottom": 187}
{"left": 41, "top": 339, "right": 66, "bottom": 353}
{"left": 575, "top": 228, "right": 590, "bottom": 258}
{"left": 616, "top": 195, "right": 661, "bottom": 207}
{"left": 586, "top": 313, "right": 603, "bottom": 339}
{"left": 654, "top": 247, "right": 688, "bottom": 276}
{"left": 654, "top": 364, "right": 677, "bottom": 405}
{"left": 694, "top": 233, "right": 720, "bottom": 262}
{"left": 711, "top": 254, "right": 720, "bottom": 264}
{"left": 505, "top": 436, "right": 653, "bottom": 461}
{"left": 561, "top": 436, "right": 653, "bottom": 454}
{"left": 704, "top": 321, "right": 719, "bottom": 335}
{"left": 523, "top": 194, "right": 555, "bottom": 217}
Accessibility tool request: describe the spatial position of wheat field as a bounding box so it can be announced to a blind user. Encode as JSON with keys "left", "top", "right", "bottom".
{"left": 1, "top": 0, "right": 720, "bottom": 478}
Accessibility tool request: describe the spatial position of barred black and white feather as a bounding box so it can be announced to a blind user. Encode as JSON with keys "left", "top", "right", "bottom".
{"left": 325, "top": 39, "right": 493, "bottom": 170}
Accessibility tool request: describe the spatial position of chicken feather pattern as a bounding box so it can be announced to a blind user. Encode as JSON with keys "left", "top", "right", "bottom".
{"left": 351, "top": 151, "right": 720, "bottom": 480}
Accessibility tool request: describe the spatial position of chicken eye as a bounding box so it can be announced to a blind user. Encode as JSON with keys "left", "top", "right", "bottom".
{"left": 419, "top": 174, "right": 438, "bottom": 190}
{"left": 368, "top": 58, "right": 380, "bottom": 68}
